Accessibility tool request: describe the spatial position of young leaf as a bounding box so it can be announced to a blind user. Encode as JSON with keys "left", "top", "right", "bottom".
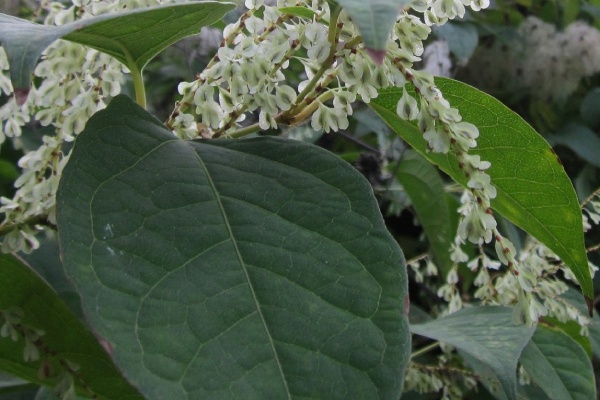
{"left": 331, "top": 0, "right": 412, "bottom": 54}
{"left": 370, "top": 78, "right": 593, "bottom": 302}
{"left": 0, "top": 2, "right": 235, "bottom": 90}
{"left": 0, "top": 253, "right": 143, "bottom": 400}
{"left": 410, "top": 307, "right": 535, "bottom": 400}
{"left": 56, "top": 95, "right": 410, "bottom": 399}
{"left": 278, "top": 6, "right": 319, "bottom": 20}
{"left": 520, "top": 325, "right": 596, "bottom": 400}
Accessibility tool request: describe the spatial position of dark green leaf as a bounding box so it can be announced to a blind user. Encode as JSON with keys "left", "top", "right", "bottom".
{"left": 57, "top": 95, "right": 410, "bottom": 399}
{"left": 19, "top": 238, "right": 83, "bottom": 320}
{"left": 548, "top": 123, "right": 600, "bottom": 168}
{"left": 370, "top": 77, "right": 593, "bottom": 301}
{"left": 520, "top": 325, "right": 596, "bottom": 400}
{"left": 396, "top": 149, "right": 453, "bottom": 271}
{"left": 517, "top": 382, "right": 550, "bottom": 400}
{"left": 580, "top": 88, "right": 600, "bottom": 129}
{"left": 0, "top": 253, "right": 142, "bottom": 399}
{"left": 0, "top": 160, "right": 18, "bottom": 182}
{"left": 0, "top": 2, "right": 234, "bottom": 89}
{"left": 410, "top": 307, "right": 536, "bottom": 400}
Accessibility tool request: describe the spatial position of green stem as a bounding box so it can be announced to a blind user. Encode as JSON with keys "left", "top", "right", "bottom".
{"left": 225, "top": 123, "right": 263, "bottom": 138}
{"left": 410, "top": 341, "right": 440, "bottom": 360}
{"left": 129, "top": 63, "right": 146, "bottom": 109}
{"left": 292, "top": 6, "right": 341, "bottom": 107}
{"left": 224, "top": 90, "right": 330, "bottom": 138}
{"left": 290, "top": 90, "right": 334, "bottom": 125}
{"left": 116, "top": 41, "right": 147, "bottom": 109}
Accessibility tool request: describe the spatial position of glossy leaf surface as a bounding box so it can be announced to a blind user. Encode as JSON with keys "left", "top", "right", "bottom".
{"left": 370, "top": 77, "right": 592, "bottom": 301}
{"left": 57, "top": 95, "right": 410, "bottom": 399}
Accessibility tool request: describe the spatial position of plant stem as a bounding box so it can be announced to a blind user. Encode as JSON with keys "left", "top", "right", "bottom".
{"left": 290, "top": 90, "right": 334, "bottom": 125}
{"left": 118, "top": 42, "right": 147, "bottom": 109}
{"left": 225, "top": 123, "right": 263, "bottom": 138}
{"left": 130, "top": 63, "right": 146, "bottom": 109}
{"left": 410, "top": 341, "right": 440, "bottom": 360}
{"left": 581, "top": 186, "right": 600, "bottom": 208}
{"left": 292, "top": 6, "right": 341, "bottom": 108}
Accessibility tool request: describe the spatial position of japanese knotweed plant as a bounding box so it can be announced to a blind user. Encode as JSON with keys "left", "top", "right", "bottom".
{"left": 0, "top": 0, "right": 597, "bottom": 399}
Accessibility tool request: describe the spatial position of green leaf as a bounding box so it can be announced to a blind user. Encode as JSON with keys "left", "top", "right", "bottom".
{"left": 370, "top": 77, "right": 593, "bottom": 301}
{"left": 396, "top": 149, "right": 453, "bottom": 271}
{"left": 580, "top": 88, "right": 600, "bottom": 129}
{"left": 0, "top": 253, "right": 142, "bottom": 400}
{"left": 517, "top": 382, "right": 550, "bottom": 400}
{"left": 0, "top": 2, "right": 234, "bottom": 89}
{"left": 56, "top": 95, "right": 410, "bottom": 399}
{"left": 548, "top": 123, "right": 600, "bottom": 168}
{"left": 433, "top": 22, "right": 478, "bottom": 61}
{"left": 0, "top": 160, "right": 18, "bottom": 182}
{"left": 278, "top": 6, "right": 318, "bottom": 20}
{"left": 332, "top": 0, "right": 412, "bottom": 52}
{"left": 542, "top": 317, "right": 592, "bottom": 357}
{"left": 520, "top": 325, "right": 596, "bottom": 400}
{"left": 588, "top": 314, "right": 600, "bottom": 359}
{"left": 0, "top": 372, "right": 38, "bottom": 400}
{"left": 410, "top": 307, "right": 535, "bottom": 400}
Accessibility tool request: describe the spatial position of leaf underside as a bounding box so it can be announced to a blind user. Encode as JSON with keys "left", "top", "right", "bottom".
{"left": 411, "top": 306, "right": 535, "bottom": 400}
{"left": 0, "top": 2, "right": 235, "bottom": 89}
{"left": 57, "top": 94, "right": 410, "bottom": 399}
{"left": 332, "top": 0, "right": 412, "bottom": 51}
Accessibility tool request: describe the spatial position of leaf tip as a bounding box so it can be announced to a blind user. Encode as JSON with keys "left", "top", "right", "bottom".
{"left": 366, "top": 48, "right": 386, "bottom": 65}
{"left": 585, "top": 296, "right": 594, "bottom": 317}
{"left": 14, "top": 87, "right": 29, "bottom": 106}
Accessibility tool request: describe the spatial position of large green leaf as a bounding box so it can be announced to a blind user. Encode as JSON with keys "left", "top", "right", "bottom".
{"left": 0, "top": 253, "right": 142, "bottom": 399}
{"left": 56, "top": 95, "right": 410, "bottom": 399}
{"left": 396, "top": 149, "right": 453, "bottom": 271}
{"left": 0, "top": 2, "right": 234, "bottom": 89}
{"left": 333, "top": 0, "right": 412, "bottom": 54}
{"left": 410, "top": 307, "right": 535, "bottom": 400}
{"left": 520, "top": 325, "right": 596, "bottom": 400}
{"left": 370, "top": 77, "right": 593, "bottom": 302}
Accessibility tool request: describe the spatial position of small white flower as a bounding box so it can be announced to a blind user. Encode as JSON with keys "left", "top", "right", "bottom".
{"left": 396, "top": 88, "right": 419, "bottom": 121}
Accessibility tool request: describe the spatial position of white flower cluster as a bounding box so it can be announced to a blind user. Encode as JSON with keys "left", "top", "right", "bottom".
{"left": 464, "top": 16, "right": 600, "bottom": 102}
{"left": 405, "top": 360, "right": 477, "bottom": 400}
{"left": 406, "top": 190, "right": 599, "bottom": 397}
{"left": 169, "top": 1, "right": 507, "bottom": 313}
{"left": 0, "top": 0, "right": 184, "bottom": 252}
{"left": 1, "top": 0, "right": 498, "bottom": 264}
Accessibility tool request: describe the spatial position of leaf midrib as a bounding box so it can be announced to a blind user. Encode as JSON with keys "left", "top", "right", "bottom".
{"left": 186, "top": 141, "right": 292, "bottom": 399}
